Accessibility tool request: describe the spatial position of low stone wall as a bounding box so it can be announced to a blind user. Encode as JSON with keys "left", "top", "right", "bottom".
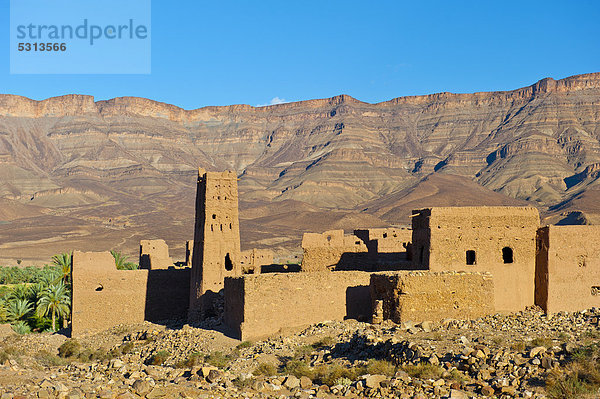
{"left": 536, "top": 226, "right": 600, "bottom": 313}
{"left": 72, "top": 251, "right": 149, "bottom": 336}
{"left": 370, "top": 271, "right": 495, "bottom": 324}
{"left": 224, "top": 271, "right": 373, "bottom": 340}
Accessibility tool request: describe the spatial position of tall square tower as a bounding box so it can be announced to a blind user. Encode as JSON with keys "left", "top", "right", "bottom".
{"left": 189, "top": 168, "right": 242, "bottom": 320}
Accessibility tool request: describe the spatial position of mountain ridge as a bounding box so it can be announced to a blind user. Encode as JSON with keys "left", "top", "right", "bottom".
{"left": 1, "top": 72, "right": 599, "bottom": 263}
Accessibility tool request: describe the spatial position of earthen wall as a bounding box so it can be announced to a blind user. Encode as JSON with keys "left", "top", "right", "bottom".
{"left": 411, "top": 206, "right": 539, "bottom": 312}
{"left": 370, "top": 271, "right": 494, "bottom": 324}
{"left": 72, "top": 251, "right": 148, "bottom": 336}
{"left": 224, "top": 271, "right": 373, "bottom": 340}
{"left": 140, "top": 239, "right": 173, "bottom": 269}
{"left": 535, "top": 226, "right": 600, "bottom": 313}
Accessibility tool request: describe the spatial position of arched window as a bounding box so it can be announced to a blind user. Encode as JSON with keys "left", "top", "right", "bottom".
{"left": 502, "top": 247, "right": 514, "bottom": 264}
{"left": 466, "top": 250, "right": 476, "bottom": 265}
{"left": 225, "top": 253, "right": 233, "bottom": 271}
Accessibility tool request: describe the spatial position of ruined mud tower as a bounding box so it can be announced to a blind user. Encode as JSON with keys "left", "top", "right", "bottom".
{"left": 188, "top": 168, "right": 242, "bottom": 321}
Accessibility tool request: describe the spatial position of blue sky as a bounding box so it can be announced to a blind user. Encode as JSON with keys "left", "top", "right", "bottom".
{"left": 1, "top": 0, "right": 599, "bottom": 109}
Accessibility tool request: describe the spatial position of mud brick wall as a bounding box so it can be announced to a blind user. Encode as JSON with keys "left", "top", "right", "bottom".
{"left": 224, "top": 271, "right": 373, "bottom": 340}
{"left": 412, "top": 206, "right": 539, "bottom": 312}
{"left": 240, "top": 248, "right": 274, "bottom": 274}
{"left": 536, "top": 226, "right": 600, "bottom": 313}
{"left": 140, "top": 239, "right": 173, "bottom": 269}
{"left": 301, "top": 230, "right": 368, "bottom": 272}
{"left": 354, "top": 227, "right": 412, "bottom": 253}
{"left": 370, "top": 271, "right": 494, "bottom": 323}
{"left": 72, "top": 251, "right": 148, "bottom": 336}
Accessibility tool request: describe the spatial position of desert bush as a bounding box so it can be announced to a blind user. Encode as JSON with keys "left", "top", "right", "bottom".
{"left": 58, "top": 339, "right": 81, "bottom": 358}
{"left": 177, "top": 352, "right": 203, "bottom": 368}
{"left": 36, "top": 350, "right": 68, "bottom": 367}
{"left": 402, "top": 363, "right": 444, "bottom": 379}
{"left": 236, "top": 341, "right": 252, "bottom": 349}
{"left": 11, "top": 320, "right": 31, "bottom": 335}
{"left": 77, "top": 349, "right": 94, "bottom": 362}
{"left": 511, "top": 341, "right": 526, "bottom": 352}
{"left": 312, "top": 336, "right": 335, "bottom": 349}
{"left": 283, "top": 359, "right": 314, "bottom": 379}
{"left": 253, "top": 362, "right": 278, "bottom": 376}
{"left": 530, "top": 337, "right": 553, "bottom": 349}
{"left": 294, "top": 344, "right": 314, "bottom": 358}
{"left": 366, "top": 359, "right": 396, "bottom": 376}
{"left": 314, "top": 363, "right": 362, "bottom": 386}
{"left": 120, "top": 342, "right": 134, "bottom": 354}
{"left": 205, "top": 351, "right": 236, "bottom": 368}
{"left": 149, "top": 350, "right": 170, "bottom": 365}
{"left": 232, "top": 375, "right": 255, "bottom": 389}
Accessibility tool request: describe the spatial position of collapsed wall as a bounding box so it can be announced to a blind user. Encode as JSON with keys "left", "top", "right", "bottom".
{"left": 301, "top": 228, "right": 412, "bottom": 272}
{"left": 301, "top": 230, "right": 368, "bottom": 272}
{"left": 412, "top": 206, "right": 539, "bottom": 312}
{"left": 536, "top": 225, "right": 600, "bottom": 313}
{"left": 370, "top": 271, "right": 494, "bottom": 324}
{"left": 224, "top": 271, "right": 373, "bottom": 340}
{"left": 139, "top": 239, "right": 174, "bottom": 269}
{"left": 240, "top": 248, "right": 274, "bottom": 274}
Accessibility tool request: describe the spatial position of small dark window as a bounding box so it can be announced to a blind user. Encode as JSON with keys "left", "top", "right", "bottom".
{"left": 502, "top": 247, "right": 514, "bottom": 264}
{"left": 225, "top": 253, "right": 233, "bottom": 271}
{"left": 212, "top": 214, "right": 216, "bottom": 219}
{"left": 327, "top": 235, "right": 332, "bottom": 242}
{"left": 383, "top": 233, "right": 388, "bottom": 238}
{"left": 220, "top": 224, "right": 223, "bottom": 231}
{"left": 229, "top": 223, "right": 232, "bottom": 229}
{"left": 95, "top": 284, "right": 104, "bottom": 292}
{"left": 355, "top": 241, "right": 361, "bottom": 245}
{"left": 466, "top": 250, "right": 476, "bottom": 265}
{"left": 210, "top": 224, "right": 213, "bottom": 232}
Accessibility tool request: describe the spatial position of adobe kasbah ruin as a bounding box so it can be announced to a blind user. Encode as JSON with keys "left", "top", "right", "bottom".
{"left": 72, "top": 168, "right": 600, "bottom": 340}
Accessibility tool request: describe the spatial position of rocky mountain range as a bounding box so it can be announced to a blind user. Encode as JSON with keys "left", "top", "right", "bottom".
{"left": 1, "top": 72, "right": 599, "bottom": 263}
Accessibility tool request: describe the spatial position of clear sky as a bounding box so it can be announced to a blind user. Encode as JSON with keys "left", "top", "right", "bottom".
{"left": 1, "top": 0, "right": 599, "bottom": 109}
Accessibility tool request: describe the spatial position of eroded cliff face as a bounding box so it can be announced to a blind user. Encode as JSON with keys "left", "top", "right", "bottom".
{"left": 1, "top": 73, "right": 600, "bottom": 261}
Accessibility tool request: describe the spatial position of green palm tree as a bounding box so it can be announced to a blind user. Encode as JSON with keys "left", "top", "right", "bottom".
{"left": 36, "top": 282, "right": 71, "bottom": 332}
{"left": 9, "top": 284, "right": 31, "bottom": 301}
{"left": 111, "top": 250, "right": 138, "bottom": 270}
{"left": 7, "top": 298, "right": 33, "bottom": 322}
{"left": 52, "top": 252, "right": 72, "bottom": 285}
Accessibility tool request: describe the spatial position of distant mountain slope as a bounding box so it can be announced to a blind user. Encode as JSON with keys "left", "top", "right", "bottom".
{"left": 0, "top": 72, "right": 599, "bottom": 262}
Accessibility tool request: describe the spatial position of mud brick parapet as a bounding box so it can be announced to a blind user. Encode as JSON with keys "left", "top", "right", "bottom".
{"left": 224, "top": 271, "right": 373, "bottom": 340}
{"left": 72, "top": 251, "right": 148, "bottom": 336}
{"left": 370, "top": 271, "right": 494, "bottom": 324}
{"left": 412, "top": 206, "right": 539, "bottom": 312}
{"left": 536, "top": 226, "right": 600, "bottom": 313}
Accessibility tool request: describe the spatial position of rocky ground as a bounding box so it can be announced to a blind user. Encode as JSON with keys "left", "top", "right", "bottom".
{"left": 0, "top": 307, "right": 599, "bottom": 398}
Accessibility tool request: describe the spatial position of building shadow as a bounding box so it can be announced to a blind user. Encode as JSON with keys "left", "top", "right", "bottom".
{"left": 144, "top": 268, "right": 191, "bottom": 326}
